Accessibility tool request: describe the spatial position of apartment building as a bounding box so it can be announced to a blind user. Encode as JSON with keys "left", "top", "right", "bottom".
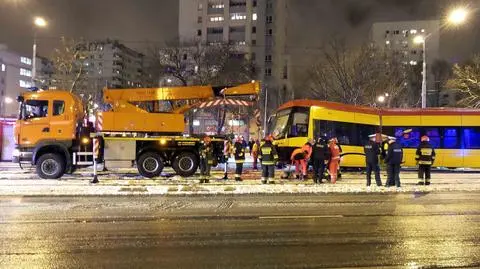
{"left": 83, "top": 39, "right": 146, "bottom": 92}
{"left": 179, "top": 0, "right": 291, "bottom": 115}
{"left": 370, "top": 20, "right": 441, "bottom": 106}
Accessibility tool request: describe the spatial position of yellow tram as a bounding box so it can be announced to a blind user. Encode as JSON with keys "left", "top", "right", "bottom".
{"left": 268, "top": 100, "right": 480, "bottom": 168}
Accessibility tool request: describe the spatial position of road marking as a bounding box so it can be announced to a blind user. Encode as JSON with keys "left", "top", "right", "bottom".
{"left": 259, "top": 215, "right": 343, "bottom": 219}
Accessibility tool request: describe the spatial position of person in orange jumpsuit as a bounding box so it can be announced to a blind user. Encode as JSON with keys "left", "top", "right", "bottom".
{"left": 328, "top": 137, "right": 341, "bottom": 184}
{"left": 290, "top": 142, "right": 312, "bottom": 180}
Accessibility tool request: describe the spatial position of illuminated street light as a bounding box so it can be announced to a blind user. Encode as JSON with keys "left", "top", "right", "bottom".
{"left": 413, "top": 35, "right": 425, "bottom": 44}
{"left": 167, "top": 78, "right": 172, "bottom": 83}
{"left": 32, "top": 17, "right": 47, "bottom": 87}
{"left": 34, "top": 17, "right": 47, "bottom": 27}
{"left": 377, "top": 95, "right": 386, "bottom": 103}
{"left": 447, "top": 7, "right": 468, "bottom": 26}
{"left": 4, "top": 97, "right": 13, "bottom": 104}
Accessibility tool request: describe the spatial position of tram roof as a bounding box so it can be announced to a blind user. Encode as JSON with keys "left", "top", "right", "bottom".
{"left": 278, "top": 100, "right": 480, "bottom": 116}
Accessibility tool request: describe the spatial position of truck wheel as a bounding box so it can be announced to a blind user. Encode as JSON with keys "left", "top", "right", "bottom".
{"left": 36, "top": 153, "right": 66, "bottom": 179}
{"left": 172, "top": 152, "right": 198, "bottom": 177}
{"left": 137, "top": 152, "right": 164, "bottom": 178}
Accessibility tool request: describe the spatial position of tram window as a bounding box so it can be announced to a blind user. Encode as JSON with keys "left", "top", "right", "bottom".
{"left": 422, "top": 128, "right": 440, "bottom": 148}
{"left": 358, "top": 125, "right": 376, "bottom": 145}
{"left": 395, "top": 127, "right": 420, "bottom": 148}
{"left": 288, "top": 110, "right": 309, "bottom": 137}
{"left": 463, "top": 128, "right": 480, "bottom": 149}
{"left": 443, "top": 128, "right": 459, "bottom": 149}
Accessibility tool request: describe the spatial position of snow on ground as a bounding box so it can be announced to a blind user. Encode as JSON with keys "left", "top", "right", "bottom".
{"left": 1, "top": 162, "right": 480, "bottom": 196}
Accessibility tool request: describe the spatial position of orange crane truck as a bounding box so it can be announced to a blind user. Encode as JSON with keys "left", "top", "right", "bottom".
{"left": 12, "top": 81, "right": 259, "bottom": 179}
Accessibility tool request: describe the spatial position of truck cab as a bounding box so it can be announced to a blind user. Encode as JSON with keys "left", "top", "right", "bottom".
{"left": 13, "top": 90, "right": 85, "bottom": 178}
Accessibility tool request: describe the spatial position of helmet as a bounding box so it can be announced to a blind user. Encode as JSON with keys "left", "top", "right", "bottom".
{"left": 421, "top": 135, "right": 429, "bottom": 142}
{"left": 264, "top": 134, "right": 273, "bottom": 141}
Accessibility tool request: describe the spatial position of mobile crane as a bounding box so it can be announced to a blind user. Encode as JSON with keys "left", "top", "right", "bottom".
{"left": 13, "top": 81, "right": 259, "bottom": 179}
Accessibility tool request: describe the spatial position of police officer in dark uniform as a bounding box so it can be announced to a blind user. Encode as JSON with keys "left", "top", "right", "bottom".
{"left": 364, "top": 134, "right": 382, "bottom": 187}
{"left": 312, "top": 136, "right": 329, "bottom": 184}
{"left": 416, "top": 135, "right": 436, "bottom": 185}
{"left": 234, "top": 137, "right": 245, "bottom": 181}
{"left": 384, "top": 137, "right": 403, "bottom": 188}
{"left": 199, "top": 136, "right": 213, "bottom": 183}
{"left": 259, "top": 135, "right": 278, "bottom": 184}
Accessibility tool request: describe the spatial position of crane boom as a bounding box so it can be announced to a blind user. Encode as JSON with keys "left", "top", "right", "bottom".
{"left": 103, "top": 86, "right": 214, "bottom": 104}
{"left": 100, "top": 81, "right": 260, "bottom": 133}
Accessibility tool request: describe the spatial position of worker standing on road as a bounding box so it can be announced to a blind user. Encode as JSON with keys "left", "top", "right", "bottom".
{"left": 328, "top": 137, "right": 341, "bottom": 184}
{"left": 364, "top": 134, "right": 382, "bottom": 187}
{"left": 259, "top": 135, "right": 278, "bottom": 184}
{"left": 222, "top": 138, "right": 232, "bottom": 180}
{"left": 199, "top": 136, "right": 213, "bottom": 184}
{"left": 312, "top": 136, "right": 329, "bottom": 184}
{"left": 416, "top": 135, "right": 436, "bottom": 185}
{"left": 252, "top": 139, "right": 260, "bottom": 170}
{"left": 234, "top": 136, "right": 245, "bottom": 181}
{"left": 384, "top": 137, "right": 403, "bottom": 188}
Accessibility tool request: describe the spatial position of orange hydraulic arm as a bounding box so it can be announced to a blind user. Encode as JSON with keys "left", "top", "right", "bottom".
{"left": 99, "top": 81, "right": 260, "bottom": 133}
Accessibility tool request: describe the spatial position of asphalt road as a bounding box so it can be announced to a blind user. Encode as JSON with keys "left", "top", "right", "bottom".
{"left": 0, "top": 193, "right": 479, "bottom": 268}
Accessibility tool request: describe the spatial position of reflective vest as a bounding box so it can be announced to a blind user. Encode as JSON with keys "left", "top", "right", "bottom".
{"left": 199, "top": 143, "right": 214, "bottom": 165}
{"left": 234, "top": 142, "right": 245, "bottom": 163}
{"left": 415, "top": 142, "right": 435, "bottom": 165}
{"left": 259, "top": 141, "right": 278, "bottom": 165}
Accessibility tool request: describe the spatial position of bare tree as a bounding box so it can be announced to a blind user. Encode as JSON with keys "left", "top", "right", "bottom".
{"left": 302, "top": 39, "right": 414, "bottom": 108}
{"left": 50, "top": 37, "right": 90, "bottom": 93}
{"left": 145, "top": 40, "right": 257, "bottom": 134}
{"left": 447, "top": 55, "right": 480, "bottom": 108}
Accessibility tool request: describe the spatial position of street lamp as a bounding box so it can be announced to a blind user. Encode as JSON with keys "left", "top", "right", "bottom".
{"left": 4, "top": 97, "right": 13, "bottom": 104}
{"left": 413, "top": 7, "right": 468, "bottom": 108}
{"left": 448, "top": 7, "right": 468, "bottom": 25}
{"left": 32, "top": 16, "right": 47, "bottom": 86}
{"left": 377, "top": 95, "right": 386, "bottom": 103}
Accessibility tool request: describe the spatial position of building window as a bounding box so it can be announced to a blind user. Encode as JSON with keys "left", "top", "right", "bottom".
{"left": 393, "top": 30, "right": 400, "bottom": 35}
{"left": 252, "top": 26, "right": 256, "bottom": 33}
{"left": 266, "top": 16, "right": 273, "bottom": 23}
{"left": 236, "top": 41, "right": 246, "bottom": 45}
{"left": 283, "top": 64, "right": 288, "bottom": 79}
{"left": 253, "top": 0, "right": 257, "bottom": 7}
{"left": 53, "top": 100, "right": 65, "bottom": 116}
{"left": 198, "top": 3, "right": 203, "bottom": 10}
{"left": 20, "top": 68, "right": 32, "bottom": 77}
{"left": 231, "top": 13, "right": 247, "bottom": 20}
{"left": 252, "top": 39, "right": 256, "bottom": 45}
{"left": 210, "top": 3, "right": 225, "bottom": 9}
{"left": 265, "top": 68, "right": 272, "bottom": 77}
{"left": 251, "top": 52, "right": 256, "bottom": 60}
{"left": 19, "top": 80, "right": 32, "bottom": 88}
{"left": 252, "top": 13, "right": 257, "bottom": 21}
{"left": 267, "top": 29, "right": 273, "bottom": 36}
{"left": 20, "top": 57, "right": 32, "bottom": 65}
{"left": 197, "top": 16, "right": 203, "bottom": 23}
{"left": 265, "top": 55, "right": 272, "bottom": 62}
{"left": 1, "top": 64, "right": 5, "bottom": 72}
{"left": 209, "top": 16, "right": 224, "bottom": 22}
{"left": 207, "top": 27, "right": 224, "bottom": 34}
{"left": 197, "top": 29, "right": 202, "bottom": 36}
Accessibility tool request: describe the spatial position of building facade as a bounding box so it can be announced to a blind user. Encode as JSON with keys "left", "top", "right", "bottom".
{"left": 83, "top": 39, "right": 146, "bottom": 91}
{"left": 0, "top": 44, "right": 35, "bottom": 117}
{"left": 179, "top": 0, "right": 292, "bottom": 117}
{"left": 370, "top": 20, "right": 441, "bottom": 107}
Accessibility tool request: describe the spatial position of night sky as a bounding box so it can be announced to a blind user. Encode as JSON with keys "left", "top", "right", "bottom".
{"left": 0, "top": 0, "right": 479, "bottom": 62}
